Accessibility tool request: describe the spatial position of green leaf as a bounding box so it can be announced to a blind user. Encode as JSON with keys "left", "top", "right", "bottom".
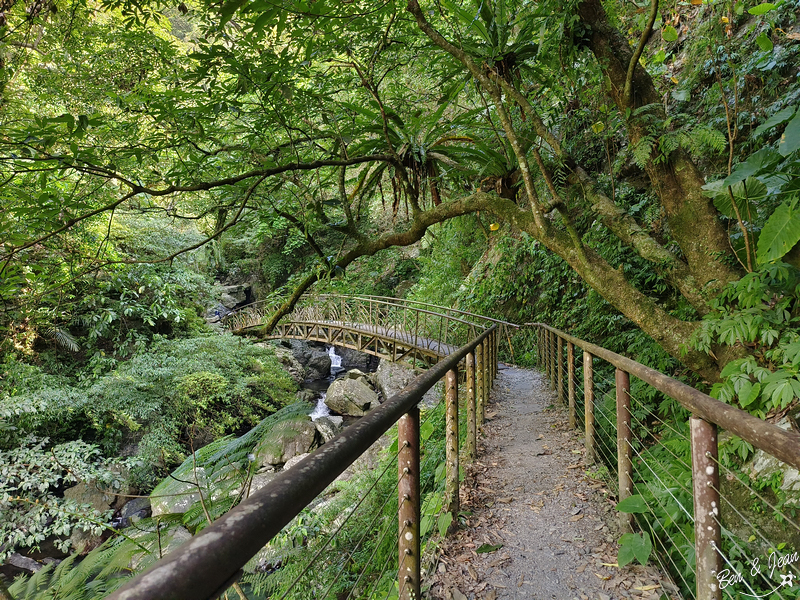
{"left": 748, "top": 2, "right": 776, "bottom": 15}
{"left": 754, "top": 106, "right": 796, "bottom": 136}
{"left": 662, "top": 25, "right": 678, "bottom": 42}
{"left": 420, "top": 421, "right": 434, "bottom": 441}
{"left": 779, "top": 110, "right": 800, "bottom": 157}
{"left": 476, "top": 543, "right": 503, "bottom": 553}
{"left": 437, "top": 511, "right": 453, "bottom": 537}
{"left": 755, "top": 32, "right": 774, "bottom": 52}
{"left": 616, "top": 495, "right": 648, "bottom": 513}
{"left": 757, "top": 202, "right": 800, "bottom": 264}
{"left": 220, "top": 0, "right": 249, "bottom": 28}
{"left": 618, "top": 532, "right": 652, "bottom": 567}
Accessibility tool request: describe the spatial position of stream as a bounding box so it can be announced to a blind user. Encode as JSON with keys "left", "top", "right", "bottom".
{"left": 306, "top": 346, "right": 346, "bottom": 421}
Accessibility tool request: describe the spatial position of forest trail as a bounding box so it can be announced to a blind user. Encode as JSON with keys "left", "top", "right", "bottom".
{"left": 427, "top": 367, "right": 671, "bottom": 600}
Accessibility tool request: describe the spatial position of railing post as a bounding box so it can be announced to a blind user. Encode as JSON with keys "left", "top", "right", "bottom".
{"left": 492, "top": 329, "right": 500, "bottom": 379}
{"left": 481, "top": 337, "right": 490, "bottom": 421}
{"left": 546, "top": 331, "right": 553, "bottom": 388}
{"left": 557, "top": 336, "right": 564, "bottom": 404}
{"left": 567, "top": 341, "right": 576, "bottom": 429}
{"left": 550, "top": 331, "right": 557, "bottom": 391}
{"left": 466, "top": 351, "right": 476, "bottom": 461}
{"left": 445, "top": 368, "right": 459, "bottom": 529}
{"left": 476, "top": 342, "right": 485, "bottom": 427}
{"left": 398, "top": 408, "right": 420, "bottom": 600}
{"left": 691, "top": 416, "right": 723, "bottom": 600}
{"left": 616, "top": 368, "right": 633, "bottom": 532}
{"left": 583, "top": 351, "right": 595, "bottom": 462}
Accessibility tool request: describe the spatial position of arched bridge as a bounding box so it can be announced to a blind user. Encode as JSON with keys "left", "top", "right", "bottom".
{"left": 223, "top": 294, "right": 518, "bottom": 367}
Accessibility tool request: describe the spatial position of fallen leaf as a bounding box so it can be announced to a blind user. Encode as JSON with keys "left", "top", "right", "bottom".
{"left": 467, "top": 564, "right": 479, "bottom": 581}
{"left": 448, "top": 588, "right": 468, "bottom": 600}
{"left": 576, "top": 563, "right": 587, "bottom": 573}
{"left": 497, "top": 497, "right": 513, "bottom": 504}
{"left": 567, "top": 464, "right": 581, "bottom": 469}
{"left": 595, "top": 572, "right": 612, "bottom": 581}
{"left": 601, "top": 562, "right": 619, "bottom": 567}
{"left": 635, "top": 584, "right": 661, "bottom": 591}
{"left": 476, "top": 543, "right": 503, "bottom": 554}
{"left": 569, "top": 514, "right": 584, "bottom": 521}
{"left": 787, "top": 32, "right": 800, "bottom": 40}
{"left": 484, "top": 590, "right": 498, "bottom": 600}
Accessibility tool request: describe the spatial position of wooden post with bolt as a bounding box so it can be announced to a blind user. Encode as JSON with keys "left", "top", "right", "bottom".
{"left": 583, "top": 351, "right": 596, "bottom": 462}
{"left": 691, "top": 417, "right": 723, "bottom": 600}
{"left": 557, "top": 336, "right": 564, "bottom": 404}
{"left": 398, "top": 408, "right": 420, "bottom": 600}
{"left": 466, "top": 352, "right": 476, "bottom": 461}
{"left": 475, "top": 342, "right": 484, "bottom": 427}
{"left": 445, "top": 367, "right": 459, "bottom": 529}
{"left": 616, "top": 369, "right": 633, "bottom": 533}
{"left": 567, "top": 341, "right": 576, "bottom": 429}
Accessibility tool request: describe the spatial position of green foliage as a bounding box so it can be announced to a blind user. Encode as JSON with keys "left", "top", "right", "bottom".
{"left": 618, "top": 532, "right": 652, "bottom": 567}
{"left": 0, "top": 437, "right": 128, "bottom": 560}
{"left": 692, "top": 263, "right": 800, "bottom": 417}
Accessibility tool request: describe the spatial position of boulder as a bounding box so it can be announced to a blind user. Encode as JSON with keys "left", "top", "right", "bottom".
{"left": 120, "top": 497, "right": 152, "bottom": 526}
{"left": 296, "top": 389, "right": 317, "bottom": 403}
{"left": 374, "top": 360, "right": 441, "bottom": 407}
{"left": 63, "top": 481, "right": 115, "bottom": 514}
{"left": 305, "top": 349, "right": 332, "bottom": 380}
{"left": 374, "top": 360, "right": 418, "bottom": 400}
{"left": 324, "top": 377, "right": 379, "bottom": 416}
{"left": 282, "top": 453, "right": 310, "bottom": 471}
{"left": 69, "top": 525, "right": 106, "bottom": 555}
{"left": 314, "top": 416, "right": 343, "bottom": 442}
{"left": 129, "top": 524, "right": 192, "bottom": 570}
{"left": 268, "top": 344, "right": 305, "bottom": 385}
{"left": 283, "top": 340, "right": 332, "bottom": 380}
{"left": 336, "top": 347, "right": 372, "bottom": 371}
{"left": 255, "top": 415, "right": 318, "bottom": 467}
{"left": 150, "top": 470, "right": 208, "bottom": 516}
{"left": 219, "top": 284, "right": 249, "bottom": 309}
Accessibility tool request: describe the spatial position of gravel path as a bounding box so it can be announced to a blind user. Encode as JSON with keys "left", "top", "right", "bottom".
{"left": 426, "top": 366, "right": 674, "bottom": 600}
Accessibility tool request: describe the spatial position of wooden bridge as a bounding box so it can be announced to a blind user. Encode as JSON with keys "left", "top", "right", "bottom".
{"left": 223, "top": 294, "right": 517, "bottom": 367}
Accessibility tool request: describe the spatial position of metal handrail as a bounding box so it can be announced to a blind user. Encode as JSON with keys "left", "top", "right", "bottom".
{"left": 530, "top": 322, "right": 800, "bottom": 471}
{"left": 107, "top": 326, "right": 497, "bottom": 600}
{"left": 531, "top": 322, "right": 800, "bottom": 600}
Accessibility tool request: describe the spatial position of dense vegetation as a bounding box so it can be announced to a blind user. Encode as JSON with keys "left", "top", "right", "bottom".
{"left": 2, "top": 0, "right": 800, "bottom": 597}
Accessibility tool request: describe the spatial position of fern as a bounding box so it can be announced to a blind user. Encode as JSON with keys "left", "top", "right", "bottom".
{"left": 8, "top": 539, "right": 137, "bottom": 600}
{"left": 44, "top": 327, "right": 80, "bottom": 353}
{"left": 684, "top": 125, "right": 727, "bottom": 157}
{"left": 631, "top": 135, "right": 656, "bottom": 169}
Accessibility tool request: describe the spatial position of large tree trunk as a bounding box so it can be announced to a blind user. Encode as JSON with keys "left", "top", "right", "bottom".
{"left": 577, "top": 0, "right": 743, "bottom": 297}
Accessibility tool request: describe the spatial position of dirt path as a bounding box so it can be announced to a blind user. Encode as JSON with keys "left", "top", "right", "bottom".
{"left": 426, "top": 366, "right": 672, "bottom": 600}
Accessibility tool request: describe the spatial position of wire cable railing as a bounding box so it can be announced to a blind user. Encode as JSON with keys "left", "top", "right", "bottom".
{"left": 528, "top": 322, "right": 800, "bottom": 600}
{"left": 107, "top": 308, "right": 501, "bottom": 600}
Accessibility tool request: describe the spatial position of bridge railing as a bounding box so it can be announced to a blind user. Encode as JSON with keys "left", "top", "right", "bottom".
{"left": 107, "top": 323, "right": 501, "bottom": 600}
{"left": 530, "top": 323, "right": 800, "bottom": 600}
{"left": 222, "top": 294, "right": 513, "bottom": 363}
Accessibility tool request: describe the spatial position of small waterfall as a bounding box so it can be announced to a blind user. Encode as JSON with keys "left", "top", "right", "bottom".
{"left": 309, "top": 392, "right": 331, "bottom": 421}
{"left": 328, "top": 345, "right": 345, "bottom": 377}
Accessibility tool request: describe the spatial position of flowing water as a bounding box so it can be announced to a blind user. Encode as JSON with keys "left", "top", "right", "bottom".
{"left": 308, "top": 345, "right": 344, "bottom": 420}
